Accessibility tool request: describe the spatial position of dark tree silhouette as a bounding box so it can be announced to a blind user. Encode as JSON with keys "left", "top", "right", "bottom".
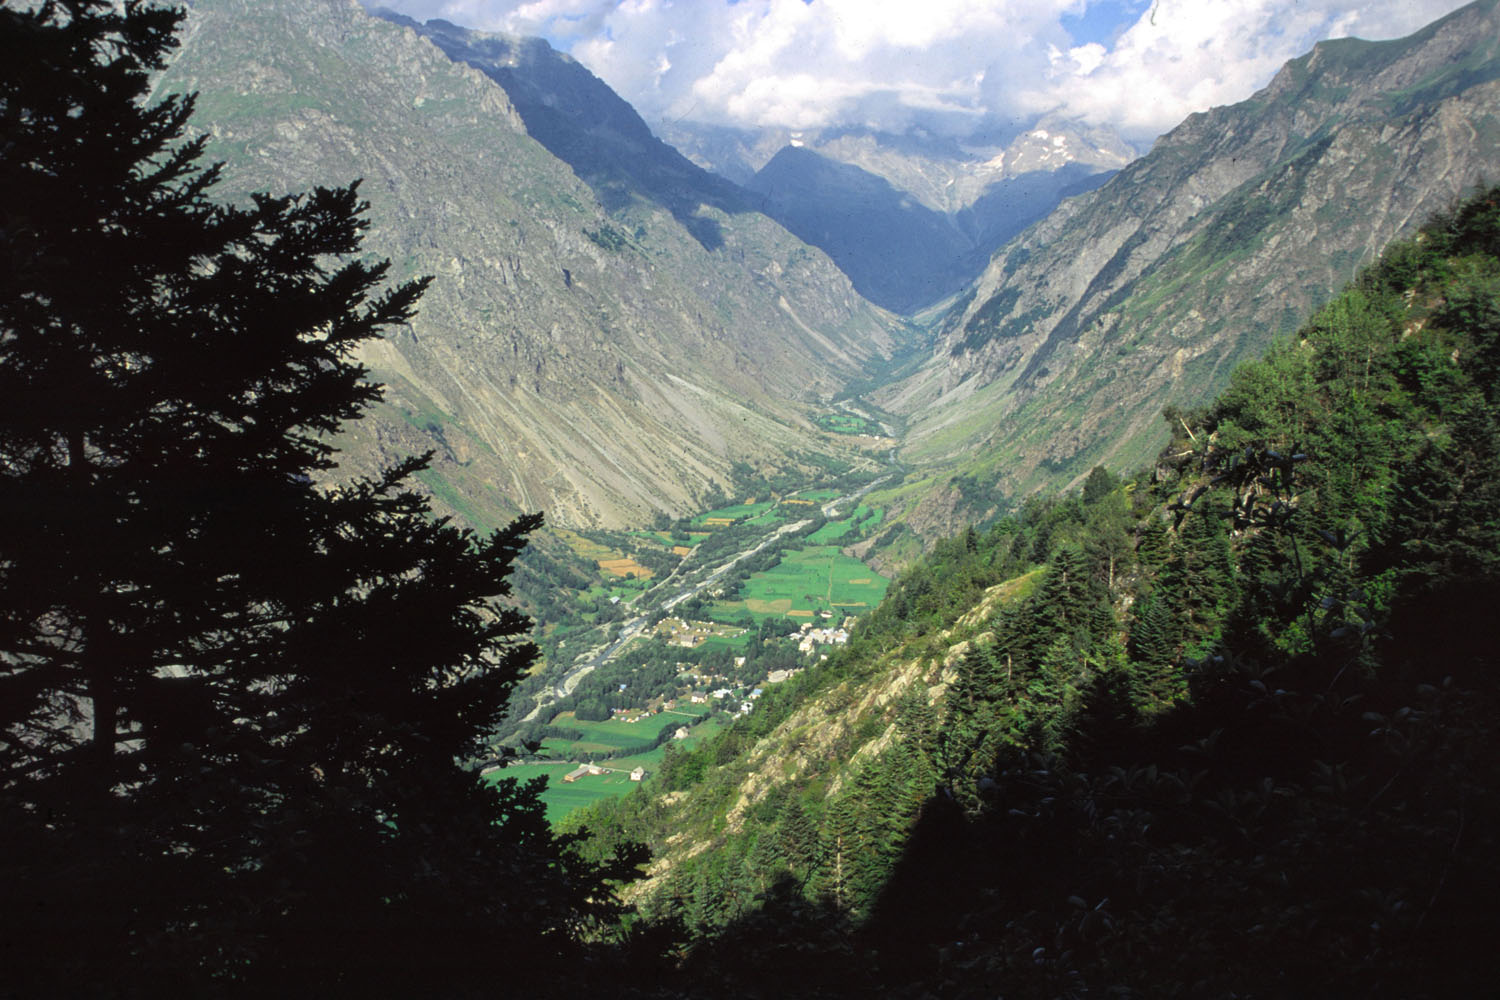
{"left": 0, "top": 3, "right": 635, "bottom": 991}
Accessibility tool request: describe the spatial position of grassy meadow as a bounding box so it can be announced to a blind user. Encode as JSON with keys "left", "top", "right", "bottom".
{"left": 712, "top": 544, "right": 888, "bottom": 622}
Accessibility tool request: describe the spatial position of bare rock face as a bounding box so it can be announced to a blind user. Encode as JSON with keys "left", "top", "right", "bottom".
{"left": 889, "top": 0, "right": 1500, "bottom": 515}
{"left": 158, "top": 0, "right": 898, "bottom": 529}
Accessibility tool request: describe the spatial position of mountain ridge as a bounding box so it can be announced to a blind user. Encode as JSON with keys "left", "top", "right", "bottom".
{"left": 157, "top": 0, "right": 900, "bottom": 530}
{"left": 662, "top": 118, "right": 1132, "bottom": 313}
{"left": 871, "top": 0, "right": 1500, "bottom": 554}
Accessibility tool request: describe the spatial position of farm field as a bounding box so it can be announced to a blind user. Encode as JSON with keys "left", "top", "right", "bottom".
{"left": 691, "top": 500, "right": 777, "bottom": 526}
{"left": 597, "top": 556, "right": 651, "bottom": 578}
{"left": 484, "top": 762, "right": 635, "bottom": 822}
{"left": 700, "top": 631, "right": 751, "bottom": 650}
{"left": 712, "top": 544, "right": 888, "bottom": 622}
{"left": 545, "top": 710, "right": 685, "bottom": 753}
{"left": 816, "top": 413, "right": 881, "bottom": 436}
{"left": 807, "top": 504, "right": 883, "bottom": 543}
{"left": 494, "top": 716, "right": 724, "bottom": 822}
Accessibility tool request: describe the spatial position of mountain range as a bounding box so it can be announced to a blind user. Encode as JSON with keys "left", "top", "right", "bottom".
{"left": 160, "top": 0, "right": 1500, "bottom": 568}
{"left": 867, "top": 0, "right": 1500, "bottom": 559}
{"left": 661, "top": 119, "right": 1133, "bottom": 313}
{"left": 157, "top": 0, "right": 899, "bottom": 531}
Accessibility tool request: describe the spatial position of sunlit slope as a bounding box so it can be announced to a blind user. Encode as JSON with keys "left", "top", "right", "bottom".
{"left": 876, "top": 0, "right": 1500, "bottom": 551}
{"left": 158, "top": 0, "right": 899, "bottom": 529}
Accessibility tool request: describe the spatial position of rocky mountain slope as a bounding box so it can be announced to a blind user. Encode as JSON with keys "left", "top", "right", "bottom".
{"left": 878, "top": 0, "right": 1500, "bottom": 542}
{"left": 373, "top": 12, "right": 755, "bottom": 256}
{"left": 156, "top": 0, "right": 899, "bottom": 529}
{"left": 661, "top": 120, "right": 1131, "bottom": 313}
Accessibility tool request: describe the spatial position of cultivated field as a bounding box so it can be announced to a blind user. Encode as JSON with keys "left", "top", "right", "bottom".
{"left": 690, "top": 500, "right": 777, "bottom": 527}
{"left": 492, "top": 717, "right": 724, "bottom": 822}
{"left": 807, "top": 503, "right": 883, "bottom": 543}
{"left": 545, "top": 710, "right": 684, "bottom": 753}
{"left": 712, "top": 544, "right": 888, "bottom": 622}
{"left": 597, "top": 556, "right": 652, "bottom": 578}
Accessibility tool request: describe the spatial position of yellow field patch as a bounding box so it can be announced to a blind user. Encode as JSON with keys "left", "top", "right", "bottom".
{"left": 746, "top": 597, "right": 793, "bottom": 614}
{"left": 559, "top": 530, "right": 615, "bottom": 560}
{"left": 831, "top": 602, "right": 869, "bottom": 608}
{"left": 786, "top": 609, "right": 816, "bottom": 618}
{"left": 672, "top": 546, "right": 692, "bottom": 556}
{"left": 598, "top": 557, "right": 652, "bottom": 579}
{"left": 847, "top": 578, "right": 873, "bottom": 585}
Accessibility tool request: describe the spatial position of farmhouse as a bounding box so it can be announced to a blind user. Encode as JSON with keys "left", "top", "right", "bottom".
{"left": 630, "top": 767, "right": 646, "bottom": 782}
{"left": 562, "top": 764, "right": 604, "bottom": 783}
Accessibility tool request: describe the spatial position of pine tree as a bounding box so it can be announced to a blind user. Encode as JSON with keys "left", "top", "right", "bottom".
{"left": 0, "top": 3, "right": 628, "bottom": 990}
{"left": 1030, "top": 544, "right": 1094, "bottom": 646}
{"left": 1135, "top": 516, "right": 1171, "bottom": 570}
{"left": 1162, "top": 499, "right": 1236, "bottom": 652}
{"left": 776, "top": 794, "right": 821, "bottom": 881}
{"left": 814, "top": 797, "right": 861, "bottom": 914}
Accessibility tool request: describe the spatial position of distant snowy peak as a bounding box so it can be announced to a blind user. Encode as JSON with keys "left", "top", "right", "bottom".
{"left": 987, "top": 119, "right": 1138, "bottom": 179}
{"left": 657, "top": 117, "right": 1137, "bottom": 216}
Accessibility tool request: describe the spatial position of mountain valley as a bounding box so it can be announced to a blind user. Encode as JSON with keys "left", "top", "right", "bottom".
{"left": 11, "top": 0, "right": 1500, "bottom": 993}
{"left": 157, "top": 0, "right": 900, "bottom": 533}
{"left": 155, "top": 0, "right": 1500, "bottom": 808}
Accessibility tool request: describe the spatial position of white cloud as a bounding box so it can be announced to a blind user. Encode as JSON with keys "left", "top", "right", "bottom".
{"left": 1038, "top": 0, "right": 1476, "bottom": 140}
{"left": 369, "top": 0, "right": 1475, "bottom": 142}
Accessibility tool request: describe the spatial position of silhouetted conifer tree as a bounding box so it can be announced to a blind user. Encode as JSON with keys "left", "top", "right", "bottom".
{"left": 0, "top": 3, "right": 634, "bottom": 991}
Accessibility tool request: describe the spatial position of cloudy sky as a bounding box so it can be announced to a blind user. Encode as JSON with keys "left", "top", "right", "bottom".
{"left": 369, "top": 0, "right": 1473, "bottom": 144}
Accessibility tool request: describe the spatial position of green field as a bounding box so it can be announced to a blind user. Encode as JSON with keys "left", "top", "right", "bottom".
{"left": 484, "top": 762, "right": 636, "bottom": 822}
{"left": 715, "top": 544, "right": 888, "bottom": 621}
{"left": 545, "top": 711, "right": 685, "bottom": 752}
{"left": 816, "top": 413, "right": 881, "bottom": 435}
{"left": 493, "top": 717, "right": 726, "bottom": 822}
{"left": 807, "top": 504, "right": 883, "bottom": 544}
{"left": 700, "top": 631, "right": 752, "bottom": 650}
{"left": 691, "top": 501, "right": 777, "bottom": 526}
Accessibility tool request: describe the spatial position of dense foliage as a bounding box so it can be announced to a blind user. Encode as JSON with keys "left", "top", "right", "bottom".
{"left": 571, "top": 185, "right": 1500, "bottom": 996}
{"left": 0, "top": 3, "right": 636, "bottom": 992}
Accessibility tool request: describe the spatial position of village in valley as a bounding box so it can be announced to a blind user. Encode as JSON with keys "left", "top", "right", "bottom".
{"left": 485, "top": 476, "right": 884, "bottom": 820}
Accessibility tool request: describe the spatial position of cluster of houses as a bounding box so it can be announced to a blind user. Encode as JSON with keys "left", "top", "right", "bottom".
{"left": 792, "top": 621, "right": 851, "bottom": 654}
{"left": 676, "top": 685, "right": 759, "bottom": 717}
